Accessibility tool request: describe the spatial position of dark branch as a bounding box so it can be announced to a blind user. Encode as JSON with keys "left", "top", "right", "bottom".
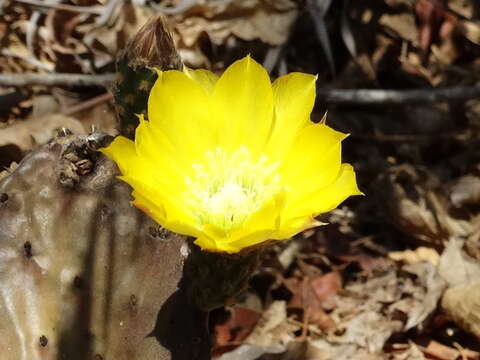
{"left": 317, "top": 85, "right": 480, "bottom": 105}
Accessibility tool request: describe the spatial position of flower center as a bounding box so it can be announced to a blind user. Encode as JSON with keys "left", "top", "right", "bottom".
{"left": 185, "top": 146, "right": 281, "bottom": 231}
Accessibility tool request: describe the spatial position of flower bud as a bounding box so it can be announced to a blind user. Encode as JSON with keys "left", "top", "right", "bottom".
{"left": 114, "top": 16, "right": 182, "bottom": 139}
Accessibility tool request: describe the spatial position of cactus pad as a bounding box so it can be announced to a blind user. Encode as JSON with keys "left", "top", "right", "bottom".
{"left": 0, "top": 132, "right": 209, "bottom": 360}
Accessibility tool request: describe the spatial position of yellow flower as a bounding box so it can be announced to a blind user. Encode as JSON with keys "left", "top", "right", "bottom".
{"left": 101, "top": 56, "right": 361, "bottom": 253}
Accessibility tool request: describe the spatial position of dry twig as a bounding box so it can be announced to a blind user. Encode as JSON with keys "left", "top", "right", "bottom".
{"left": 1, "top": 49, "right": 52, "bottom": 72}
{"left": 0, "top": 73, "right": 115, "bottom": 87}
{"left": 317, "top": 85, "right": 480, "bottom": 105}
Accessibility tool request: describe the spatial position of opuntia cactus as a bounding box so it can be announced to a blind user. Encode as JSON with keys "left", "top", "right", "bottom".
{"left": 0, "top": 132, "right": 210, "bottom": 360}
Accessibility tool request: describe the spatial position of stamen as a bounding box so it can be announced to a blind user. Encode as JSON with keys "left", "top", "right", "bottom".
{"left": 185, "top": 146, "right": 281, "bottom": 230}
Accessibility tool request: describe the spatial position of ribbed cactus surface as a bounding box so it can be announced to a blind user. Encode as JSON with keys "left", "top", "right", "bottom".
{"left": 0, "top": 133, "right": 210, "bottom": 360}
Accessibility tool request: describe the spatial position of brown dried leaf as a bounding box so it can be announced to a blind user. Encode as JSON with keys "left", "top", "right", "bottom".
{"left": 244, "top": 301, "right": 298, "bottom": 348}
{"left": 214, "top": 307, "right": 261, "bottom": 346}
{"left": 379, "top": 13, "right": 418, "bottom": 43}
{"left": 326, "top": 263, "right": 445, "bottom": 354}
{"left": 441, "top": 283, "right": 480, "bottom": 341}
{"left": 397, "top": 262, "right": 446, "bottom": 330}
{"left": 0, "top": 113, "right": 85, "bottom": 153}
{"left": 32, "top": 95, "right": 60, "bottom": 119}
{"left": 450, "top": 175, "right": 480, "bottom": 207}
{"left": 311, "top": 272, "right": 342, "bottom": 310}
{"left": 379, "top": 165, "right": 475, "bottom": 246}
{"left": 438, "top": 238, "right": 480, "bottom": 288}
{"left": 307, "top": 339, "right": 386, "bottom": 360}
{"left": 285, "top": 276, "right": 335, "bottom": 330}
{"left": 69, "top": 100, "right": 117, "bottom": 135}
{"left": 328, "top": 272, "right": 403, "bottom": 352}
{"left": 173, "top": 0, "right": 299, "bottom": 50}
{"left": 388, "top": 247, "right": 440, "bottom": 265}
{"left": 338, "top": 311, "right": 403, "bottom": 353}
{"left": 80, "top": 4, "right": 154, "bottom": 70}
{"left": 448, "top": 0, "right": 475, "bottom": 19}
{"left": 416, "top": 0, "right": 448, "bottom": 52}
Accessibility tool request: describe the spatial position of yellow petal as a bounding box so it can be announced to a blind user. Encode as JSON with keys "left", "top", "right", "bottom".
{"left": 212, "top": 56, "right": 273, "bottom": 155}
{"left": 280, "top": 123, "right": 348, "bottom": 198}
{"left": 271, "top": 215, "right": 323, "bottom": 240}
{"left": 132, "top": 190, "right": 201, "bottom": 237}
{"left": 298, "top": 163, "right": 362, "bottom": 214}
{"left": 100, "top": 136, "right": 201, "bottom": 235}
{"left": 274, "top": 164, "right": 361, "bottom": 240}
{"left": 184, "top": 67, "right": 218, "bottom": 94}
{"left": 148, "top": 70, "right": 218, "bottom": 163}
{"left": 194, "top": 191, "right": 285, "bottom": 253}
{"left": 135, "top": 118, "right": 188, "bottom": 188}
{"left": 195, "top": 228, "right": 276, "bottom": 253}
{"left": 224, "top": 196, "right": 283, "bottom": 252}
{"left": 131, "top": 190, "right": 167, "bottom": 224}
{"left": 265, "top": 72, "right": 317, "bottom": 160}
{"left": 125, "top": 175, "right": 200, "bottom": 236}
{"left": 99, "top": 136, "right": 137, "bottom": 174}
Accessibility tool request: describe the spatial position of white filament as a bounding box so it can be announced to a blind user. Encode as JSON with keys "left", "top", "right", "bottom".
{"left": 185, "top": 146, "right": 281, "bottom": 230}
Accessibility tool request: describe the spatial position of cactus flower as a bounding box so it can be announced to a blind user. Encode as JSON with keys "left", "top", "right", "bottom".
{"left": 101, "top": 56, "right": 361, "bottom": 253}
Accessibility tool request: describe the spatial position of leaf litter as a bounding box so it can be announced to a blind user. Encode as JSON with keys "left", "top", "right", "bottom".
{"left": 2, "top": 0, "right": 480, "bottom": 359}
